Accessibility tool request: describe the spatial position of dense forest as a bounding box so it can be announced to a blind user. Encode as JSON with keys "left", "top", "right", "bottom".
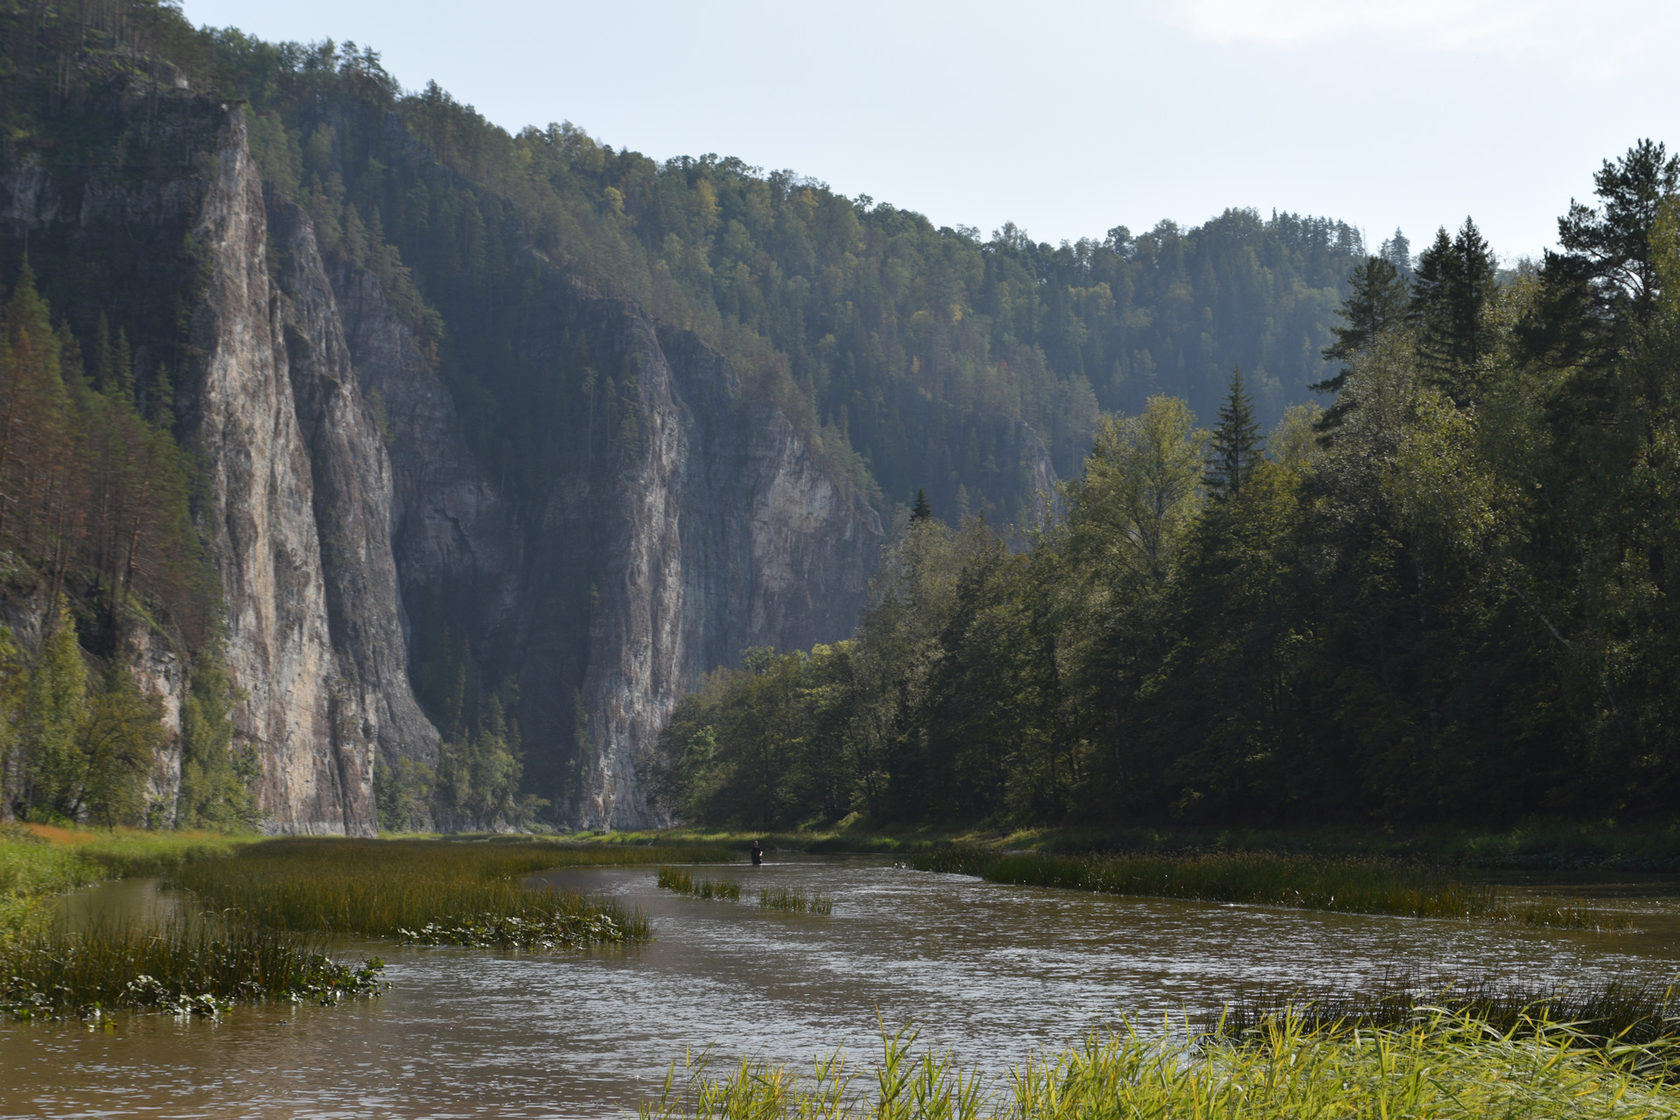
{"left": 650, "top": 142, "right": 1680, "bottom": 829}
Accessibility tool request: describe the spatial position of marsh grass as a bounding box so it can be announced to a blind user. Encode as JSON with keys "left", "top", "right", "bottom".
{"left": 1215, "top": 975, "right": 1680, "bottom": 1075}
{"left": 641, "top": 1013, "right": 1680, "bottom": 1119}
{"left": 758, "top": 886, "right": 833, "bottom": 915}
{"left": 911, "top": 845, "right": 1626, "bottom": 928}
{"left": 0, "top": 910, "right": 384, "bottom": 1020}
{"left": 657, "top": 867, "right": 742, "bottom": 901}
{"left": 167, "top": 838, "right": 653, "bottom": 947}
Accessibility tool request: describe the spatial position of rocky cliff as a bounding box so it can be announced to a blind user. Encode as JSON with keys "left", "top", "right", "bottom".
{"left": 3, "top": 90, "right": 887, "bottom": 831}
{"left": 187, "top": 111, "right": 439, "bottom": 834}
{"left": 333, "top": 254, "right": 884, "bottom": 828}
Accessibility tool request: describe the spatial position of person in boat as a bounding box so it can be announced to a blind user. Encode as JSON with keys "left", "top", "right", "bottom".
{"left": 750, "top": 839, "right": 763, "bottom": 866}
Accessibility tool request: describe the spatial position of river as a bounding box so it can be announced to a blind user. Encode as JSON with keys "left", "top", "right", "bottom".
{"left": 3, "top": 855, "right": 1677, "bottom": 1118}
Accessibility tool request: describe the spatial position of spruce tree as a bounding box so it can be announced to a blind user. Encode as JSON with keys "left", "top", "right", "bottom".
{"left": 1314, "top": 255, "right": 1410, "bottom": 394}
{"left": 910, "top": 487, "right": 933, "bottom": 523}
{"left": 1205, "top": 365, "right": 1262, "bottom": 499}
{"left": 1411, "top": 218, "right": 1496, "bottom": 400}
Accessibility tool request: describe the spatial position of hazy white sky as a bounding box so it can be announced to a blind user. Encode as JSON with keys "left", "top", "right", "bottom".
{"left": 181, "top": 0, "right": 1678, "bottom": 264}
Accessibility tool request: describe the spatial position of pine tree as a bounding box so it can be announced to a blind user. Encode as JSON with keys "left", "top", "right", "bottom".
{"left": 1205, "top": 365, "right": 1262, "bottom": 499}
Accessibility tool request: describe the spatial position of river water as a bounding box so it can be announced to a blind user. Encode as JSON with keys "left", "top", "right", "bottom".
{"left": 3, "top": 855, "right": 1678, "bottom": 1118}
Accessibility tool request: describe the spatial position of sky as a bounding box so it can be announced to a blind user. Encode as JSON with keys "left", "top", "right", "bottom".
{"left": 180, "top": 0, "right": 1679, "bottom": 265}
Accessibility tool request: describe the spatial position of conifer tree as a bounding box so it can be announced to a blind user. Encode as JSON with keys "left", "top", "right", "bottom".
{"left": 1314, "top": 255, "right": 1410, "bottom": 394}
{"left": 1411, "top": 218, "right": 1497, "bottom": 399}
{"left": 1205, "top": 365, "right": 1262, "bottom": 499}
{"left": 910, "top": 487, "right": 933, "bottom": 522}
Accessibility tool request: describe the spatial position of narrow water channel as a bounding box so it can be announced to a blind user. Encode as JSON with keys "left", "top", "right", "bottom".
{"left": 3, "top": 856, "right": 1677, "bottom": 1119}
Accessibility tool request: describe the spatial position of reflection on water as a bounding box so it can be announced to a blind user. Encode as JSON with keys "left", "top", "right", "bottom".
{"left": 3, "top": 856, "right": 1678, "bottom": 1119}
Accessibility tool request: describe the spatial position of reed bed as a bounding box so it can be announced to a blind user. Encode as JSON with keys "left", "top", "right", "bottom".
{"left": 640, "top": 1013, "right": 1680, "bottom": 1119}
{"left": 167, "top": 838, "right": 653, "bottom": 948}
{"left": 911, "top": 845, "right": 1625, "bottom": 927}
{"left": 757, "top": 886, "right": 833, "bottom": 915}
{"left": 0, "top": 911, "right": 384, "bottom": 1020}
{"left": 657, "top": 867, "right": 742, "bottom": 901}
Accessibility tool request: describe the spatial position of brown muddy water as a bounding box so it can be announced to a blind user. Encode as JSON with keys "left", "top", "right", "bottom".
{"left": 2, "top": 855, "right": 1678, "bottom": 1118}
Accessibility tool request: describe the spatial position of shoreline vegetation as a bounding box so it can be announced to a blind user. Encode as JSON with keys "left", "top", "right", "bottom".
{"left": 640, "top": 1013, "right": 1680, "bottom": 1120}
{"left": 627, "top": 818, "right": 1680, "bottom": 870}
{"left": 909, "top": 845, "right": 1628, "bottom": 929}
{"left": 0, "top": 828, "right": 724, "bottom": 1019}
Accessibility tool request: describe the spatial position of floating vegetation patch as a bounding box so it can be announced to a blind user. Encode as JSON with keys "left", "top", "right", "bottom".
{"left": 656, "top": 867, "right": 742, "bottom": 901}
{"left": 641, "top": 1013, "right": 1680, "bottom": 1119}
{"left": 757, "top": 887, "right": 833, "bottom": 916}
{"left": 910, "top": 845, "right": 1628, "bottom": 928}
{"left": 167, "top": 838, "right": 652, "bottom": 947}
{"left": 0, "top": 912, "right": 385, "bottom": 1021}
{"left": 398, "top": 908, "right": 641, "bottom": 949}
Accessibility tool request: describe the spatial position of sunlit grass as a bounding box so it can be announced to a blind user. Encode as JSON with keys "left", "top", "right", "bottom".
{"left": 910, "top": 845, "right": 1627, "bottom": 928}
{"left": 1214, "top": 974, "right": 1680, "bottom": 1073}
{"left": 641, "top": 1011, "right": 1680, "bottom": 1119}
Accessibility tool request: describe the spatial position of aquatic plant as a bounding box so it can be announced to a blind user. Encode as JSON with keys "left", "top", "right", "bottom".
{"left": 910, "top": 845, "right": 1627, "bottom": 928}
{"left": 0, "top": 911, "right": 384, "bottom": 1020}
{"left": 640, "top": 1012, "right": 1680, "bottom": 1119}
{"left": 167, "top": 838, "right": 653, "bottom": 947}
{"left": 657, "top": 866, "right": 742, "bottom": 901}
{"left": 757, "top": 886, "right": 833, "bottom": 915}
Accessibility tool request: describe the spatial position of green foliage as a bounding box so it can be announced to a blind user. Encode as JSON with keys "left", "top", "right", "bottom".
{"left": 655, "top": 141, "right": 1680, "bottom": 835}
{"left": 176, "top": 647, "right": 256, "bottom": 831}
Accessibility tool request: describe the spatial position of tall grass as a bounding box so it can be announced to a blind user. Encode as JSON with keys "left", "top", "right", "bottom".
{"left": 911, "top": 845, "right": 1626, "bottom": 927}
{"left": 758, "top": 886, "right": 833, "bottom": 915}
{"left": 1215, "top": 975, "right": 1680, "bottom": 1073}
{"left": 167, "top": 838, "right": 653, "bottom": 948}
{"left": 657, "top": 867, "right": 742, "bottom": 901}
{"left": 0, "top": 912, "right": 384, "bottom": 1020}
{"left": 640, "top": 1013, "right": 1680, "bottom": 1119}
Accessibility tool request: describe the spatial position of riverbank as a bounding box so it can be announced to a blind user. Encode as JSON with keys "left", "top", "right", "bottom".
{"left": 0, "top": 830, "right": 718, "bottom": 1018}
{"left": 641, "top": 1012, "right": 1680, "bottom": 1119}
{"left": 615, "top": 818, "right": 1680, "bottom": 871}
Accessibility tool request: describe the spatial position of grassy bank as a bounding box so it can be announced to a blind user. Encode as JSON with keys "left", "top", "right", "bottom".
{"left": 0, "top": 824, "right": 246, "bottom": 942}
{"left": 2, "top": 830, "right": 714, "bottom": 1016}
{"left": 0, "top": 825, "right": 376, "bottom": 1019}
{"left": 910, "top": 845, "right": 1625, "bottom": 928}
{"left": 641, "top": 1012, "right": 1680, "bottom": 1119}
{"left": 628, "top": 818, "right": 1680, "bottom": 869}
{"left": 163, "top": 837, "right": 720, "bottom": 948}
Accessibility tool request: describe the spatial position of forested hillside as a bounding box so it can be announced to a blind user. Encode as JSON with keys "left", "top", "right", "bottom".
{"left": 651, "top": 143, "right": 1680, "bottom": 830}
{"left": 0, "top": 0, "right": 1371, "bottom": 829}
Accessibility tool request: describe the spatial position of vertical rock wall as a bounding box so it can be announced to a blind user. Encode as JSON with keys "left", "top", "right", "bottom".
{"left": 189, "top": 112, "right": 436, "bottom": 833}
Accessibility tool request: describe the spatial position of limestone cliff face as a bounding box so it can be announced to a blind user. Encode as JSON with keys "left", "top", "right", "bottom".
{"left": 330, "top": 266, "right": 884, "bottom": 828}
{"left": 187, "top": 111, "right": 436, "bottom": 834}
{"left": 575, "top": 325, "right": 884, "bottom": 827}
{"left": 4, "top": 96, "right": 884, "bottom": 832}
